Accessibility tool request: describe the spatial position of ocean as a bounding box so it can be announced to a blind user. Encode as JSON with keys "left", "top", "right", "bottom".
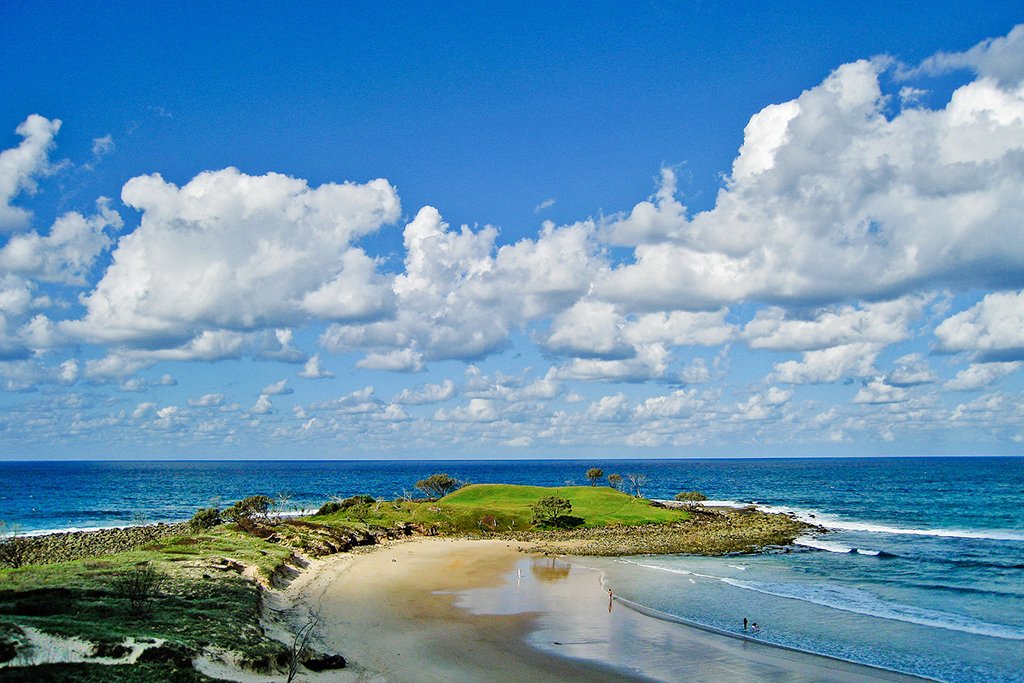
{"left": 1, "top": 457, "right": 1021, "bottom": 682}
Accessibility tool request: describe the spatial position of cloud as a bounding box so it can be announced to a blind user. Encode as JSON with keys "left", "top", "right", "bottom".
{"left": 189, "top": 393, "right": 225, "bottom": 407}
{"left": 356, "top": 348, "right": 425, "bottom": 372}
{"left": 635, "top": 389, "right": 702, "bottom": 419}
{"left": 943, "top": 362, "right": 1022, "bottom": 391}
{"left": 885, "top": 354, "right": 937, "bottom": 387}
{"left": 934, "top": 290, "right": 1024, "bottom": 361}
{"left": 393, "top": 379, "right": 456, "bottom": 405}
{"left": 909, "top": 24, "right": 1024, "bottom": 87}
{"left": 260, "top": 379, "right": 293, "bottom": 396}
{"left": 853, "top": 378, "right": 908, "bottom": 404}
{"left": 742, "top": 297, "right": 927, "bottom": 351}
{"left": 0, "top": 115, "right": 61, "bottom": 231}
{"left": 83, "top": 354, "right": 154, "bottom": 380}
{"left": 435, "top": 398, "right": 501, "bottom": 423}
{"left": 772, "top": 342, "right": 880, "bottom": 384}
{"left": 251, "top": 394, "right": 273, "bottom": 414}
{"left": 595, "top": 41, "right": 1024, "bottom": 309}
{"left": 91, "top": 134, "right": 114, "bottom": 160}
{"left": 586, "top": 393, "right": 632, "bottom": 422}
{"left": 308, "top": 386, "right": 379, "bottom": 414}
{"left": 0, "top": 198, "right": 122, "bottom": 285}
{"left": 558, "top": 343, "right": 671, "bottom": 382}
{"left": 64, "top": 167, "right": 400, "bottom": 347}
{"left": 533, "top": 198, "right": 556, "bottom": 213}
{"left": 298, "top": 354, "right": 334, "bottom": 379}
{"left": 321, "top": 206, "right": 603, "bottom": 365}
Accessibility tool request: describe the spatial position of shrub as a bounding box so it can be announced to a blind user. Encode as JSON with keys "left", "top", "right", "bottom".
{"left": 189, "top": 507, "right": 222, "bottom": 532}
{"left": 531, "top": 497, "right": 572, "bottom": 527}
{"left": 415, "top": 474, "right": 462, "bottom": 499}
{"left": 317, "top": 495, "right": 376, "bottom": 516}
{"left": 223, "top": 495, "right": 274, "bottom": 532}
{"left": 112, "top": 564, "right": 166, "bottom": 617}
{"left": 0, "top": 523, "right": 30, "bottom": 569}
{"left": 625, "top": 473, "right": 649, "bottom": 498}
{"left": 674, "top": 491, "right": 708, "bottom": 502}
{"left": 586, "top": 468, "right": 604, "bottom": 486}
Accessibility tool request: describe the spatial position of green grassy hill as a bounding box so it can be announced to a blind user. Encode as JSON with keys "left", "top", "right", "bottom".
{"left": 435, "top": 484, "right": 687, "bottom": 528}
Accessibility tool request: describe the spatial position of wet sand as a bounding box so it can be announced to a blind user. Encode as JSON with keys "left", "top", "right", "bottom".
{"left": 292, "top": 538, "right": 929, "bottom": 682}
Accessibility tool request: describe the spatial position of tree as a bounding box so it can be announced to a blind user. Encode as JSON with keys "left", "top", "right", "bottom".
{"left": 223, "top": 495, "right": 273, "bottom": 532}
{"left": 607, "top": 473, "right": 623, "bottom": 490}
{"left": 674, "top": 491, "right": 707, "bottom": 502}
{"left": 286, "top": 610, "right": 323, "bottom": 683}
{"left": 188, "top": 507, "right": 222, "bottom": 532}
{"left": 112, "top": 564, "right": 166, "bottom": 617}
{"left": 586, "top": 468, "right": 604, "bottom": 486}
{"left": 415, "top": 474, "right": 462, "bottom": 499}
{"left": 0, "top": 522, "right": 30, "bottom": 569}
{"left": 624, "top": 473, "right": 648, "bottom": 498}
{"left": 531, "top": 497, "right": 572, "bottom": 527}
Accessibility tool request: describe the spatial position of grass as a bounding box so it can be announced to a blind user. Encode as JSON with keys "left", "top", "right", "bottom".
{"left": 1, "top": 483, "right": 691, "bottom": 679}
{"left": 0, "top": 522, "right": 351, "bottom": 678}
{"left": 309, "top": 484, "right": 689, "bottom": 533}
{"left": 439, "top": 484, "right": 688, "bottom": 527}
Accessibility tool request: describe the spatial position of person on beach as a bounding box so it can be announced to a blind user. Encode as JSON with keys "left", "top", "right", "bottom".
{"left": 743, "top": 617, "right": 748, "bottom": 631}
{"left": 608, "top": 588, "right": 613, "bottom": 612}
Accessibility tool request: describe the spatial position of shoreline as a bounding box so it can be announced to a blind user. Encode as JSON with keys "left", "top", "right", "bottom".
{"left": 290, "top": 537, "right": 929, "bottom": 682}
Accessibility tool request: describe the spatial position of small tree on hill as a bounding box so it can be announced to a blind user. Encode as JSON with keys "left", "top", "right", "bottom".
{"left": 0, "top": 522, "right": 30, "bottom": 569}
{"left": 223, "top": 495, "right": 273, "bottom": 532}
{"left": 586, "top": 468, "right": 604, "bottom": 486}
{"left": 531, "top": 497, "right": 572, "bottom": 527}
{"left": 188, "top": 507, "right": 222, "bottom": 532}
{"left": 112, "top": 564, "right": 166, "bottom": 617}
{"left": 415, "top": 474, "right": 462, "bottom": 499}
{"left": 607, "top": 473, "right": 623, "bottom": 490}
{"left": 625, "top": 473, "right": 648, "bottom": 498}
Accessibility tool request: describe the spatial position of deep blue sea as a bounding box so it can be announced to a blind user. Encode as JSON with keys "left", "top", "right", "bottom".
{"left": 1, "top": 457, "right": 1022, "bottom": 682}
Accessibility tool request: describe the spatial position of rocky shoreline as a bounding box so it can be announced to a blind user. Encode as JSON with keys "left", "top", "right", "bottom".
{"left": 12, "top": 523, "right": 192, "bottom": 566}
{"left": 7, "top": 504, "right": 819, "bottom": 568}
{"left": 504, "top": 505, "right": 821, "bottom": 556}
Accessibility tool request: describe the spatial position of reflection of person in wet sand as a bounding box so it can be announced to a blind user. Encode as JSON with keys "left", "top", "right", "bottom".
{"left": 608, "top": 588, "right": 613, "bottom": 612}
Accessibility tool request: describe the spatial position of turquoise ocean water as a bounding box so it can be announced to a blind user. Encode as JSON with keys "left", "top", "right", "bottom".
{"left": 0, "top": 457, "right": 1021, "bottom": 681}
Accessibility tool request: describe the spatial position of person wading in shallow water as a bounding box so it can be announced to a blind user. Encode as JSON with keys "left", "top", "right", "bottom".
{"left": 608, "top": 588, "right": 613, "bottom": 612}
{"left": 743, "top": 617, "right": 748, "bottom": 631}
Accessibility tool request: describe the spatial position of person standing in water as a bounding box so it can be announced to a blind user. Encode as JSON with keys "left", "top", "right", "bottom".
{"left": 743, "top": 617, "right": 748, "bottom": 631}
{"left": 608, "top": 588, "right": 613, "bottom": 612}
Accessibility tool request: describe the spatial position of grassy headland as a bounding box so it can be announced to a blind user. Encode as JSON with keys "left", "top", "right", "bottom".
{"left": 0, "top": 481, "right": 817, "bottom": 680}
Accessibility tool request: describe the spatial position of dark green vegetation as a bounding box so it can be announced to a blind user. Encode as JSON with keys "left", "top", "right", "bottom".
{"left": 0, "top": 477, "right": 814, "bottom": 680}
{"left": 308, "top": 484, "right": 690, "bottom": 533}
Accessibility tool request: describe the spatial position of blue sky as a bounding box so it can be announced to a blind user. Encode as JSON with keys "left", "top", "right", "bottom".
{"left": 1, "top": 2, "right": 1023, "bottom": 459}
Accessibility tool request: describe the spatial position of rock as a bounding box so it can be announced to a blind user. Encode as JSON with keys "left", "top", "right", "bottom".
{"left": 303, "top": 652, "right": 347, "bottom": 671}
{"left": 91, "top": 641, "right": 132, "bottom": 658}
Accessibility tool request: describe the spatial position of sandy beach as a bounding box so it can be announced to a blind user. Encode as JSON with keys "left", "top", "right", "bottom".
{"left": 289, "top": 538, "right": 930, "bottom": 682}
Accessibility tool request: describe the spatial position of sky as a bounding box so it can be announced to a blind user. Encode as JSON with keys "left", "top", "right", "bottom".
{"left": 1, "top": 2, "right": 1023, "bottom": 460}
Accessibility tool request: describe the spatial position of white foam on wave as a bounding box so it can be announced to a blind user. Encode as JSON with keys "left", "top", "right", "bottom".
{"left": 619, "top": 558, "right": 1024, "bottom": 641}
{"left": 794, "top": 535, "right": 882, "bottom": 556}
{"left": 719, "top": 577, "right": 1024, "bottom": 641}
{"left": 728, "top": 501, "right": 1024, "bottom": 543}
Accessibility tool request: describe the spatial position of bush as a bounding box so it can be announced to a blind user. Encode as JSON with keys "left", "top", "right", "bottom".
{"left": 316, "top": 495, "right": 376, "bottom": 516}
{"left": 112, "top": 564, "right": 166, "bottom": 617}
{"left": 0, "top": 523, "right": 30, "bottom": 568}
{"left": 415, "top": 474, "right": 462, "bottom": 499}
{"left": 188, "top": 507, "right": 222, "bottom": 532}
{"left": 531, "top": 497, "right": 572, "bottom": 527}
{"left": 223, "top": 495, "right": 273, "bottom": 531}
{"left": 674, "top": 491, "right": 708, "bottom": 502}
